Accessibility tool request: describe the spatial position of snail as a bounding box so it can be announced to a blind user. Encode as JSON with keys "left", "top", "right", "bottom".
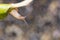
{"left": 0, "top": 0, "right": 33, "bottom": 20}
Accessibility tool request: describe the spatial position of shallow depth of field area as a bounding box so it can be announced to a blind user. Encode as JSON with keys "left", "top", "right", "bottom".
{"left": 0, "top": 0, "right": 60, "bottom": 40}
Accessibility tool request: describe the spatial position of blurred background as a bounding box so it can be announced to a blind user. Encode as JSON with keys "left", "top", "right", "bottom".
{"left": 0, "top": 0, "right": 60, "bottom": 40}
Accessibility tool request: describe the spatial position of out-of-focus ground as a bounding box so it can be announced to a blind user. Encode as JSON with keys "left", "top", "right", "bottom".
{"left": 0, "top": 0, "right": 60, "bottom": 40}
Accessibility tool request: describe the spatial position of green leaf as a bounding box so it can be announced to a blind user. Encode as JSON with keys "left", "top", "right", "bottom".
{"left": 0, "top": 4, "right": 11, "bottom": 20}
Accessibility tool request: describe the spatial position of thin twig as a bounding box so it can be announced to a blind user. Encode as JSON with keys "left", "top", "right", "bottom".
{"left": 11, "top": 0, "right": 33, "bottom": 8}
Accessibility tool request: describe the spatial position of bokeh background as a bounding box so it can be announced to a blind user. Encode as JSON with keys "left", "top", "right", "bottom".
{"left": 0, "top": 0, "right": 60, "bottom": 40}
